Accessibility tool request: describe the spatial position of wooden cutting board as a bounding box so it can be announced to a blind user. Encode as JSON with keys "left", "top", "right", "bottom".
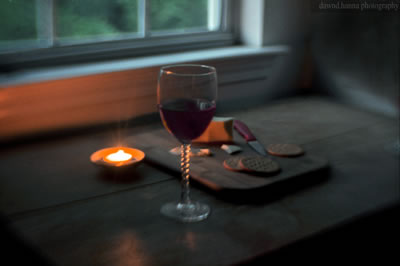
{"left": 127, "top": 128, "right": 328, "bottom": 191}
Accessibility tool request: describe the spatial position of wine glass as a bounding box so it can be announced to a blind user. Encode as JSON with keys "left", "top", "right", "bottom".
{"left": 157, "top": 64, "right": 217, "bottom": 222}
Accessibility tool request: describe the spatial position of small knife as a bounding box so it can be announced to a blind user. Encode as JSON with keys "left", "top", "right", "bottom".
{"left": 233, "top": 120, "right": 268, "bottom": 156}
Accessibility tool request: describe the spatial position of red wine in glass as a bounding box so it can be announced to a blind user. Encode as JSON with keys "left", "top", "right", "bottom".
{"left": 159, "top": 98, "right": 216, "bottom": 144}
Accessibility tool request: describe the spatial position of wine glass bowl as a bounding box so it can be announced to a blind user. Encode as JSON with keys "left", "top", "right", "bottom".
{"left": 157, "top": 64, "right": 217, "bottom": 222}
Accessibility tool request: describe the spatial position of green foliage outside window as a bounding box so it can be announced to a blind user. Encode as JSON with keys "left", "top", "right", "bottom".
{"left": 150, "top": 0, "right": 208, "bottom": 31}
{"left": 0, "top": 0, "right": 210, "bottom": 42}
{"left": 57, "top": 0, "right": 139, "bottom": 38}
{"left": 0, "top": 0, "right": 37, "bottom": 41}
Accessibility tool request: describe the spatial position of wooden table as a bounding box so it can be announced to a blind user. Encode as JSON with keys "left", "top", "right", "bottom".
{"left": 1, "top": 97, "right": 398, "bottom": 265}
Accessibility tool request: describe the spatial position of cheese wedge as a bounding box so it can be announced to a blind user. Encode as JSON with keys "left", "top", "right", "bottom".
{"left": 193, "top": 117, "right": 233, "bottom": 143}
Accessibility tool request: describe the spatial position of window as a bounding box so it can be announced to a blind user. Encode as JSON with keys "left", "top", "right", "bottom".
{"left": 0, "top": 0, "right": 232, "bottom": 67}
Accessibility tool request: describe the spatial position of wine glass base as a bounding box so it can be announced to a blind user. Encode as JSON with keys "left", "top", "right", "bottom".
{"left": 161, "top": 201, "right": 210, "bottom": 222}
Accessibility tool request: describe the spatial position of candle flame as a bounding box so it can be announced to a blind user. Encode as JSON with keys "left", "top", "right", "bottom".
{"left": 106, "top": 149, "right": 133, "bottom": 162}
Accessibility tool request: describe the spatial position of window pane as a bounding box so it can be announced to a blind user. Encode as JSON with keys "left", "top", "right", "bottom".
{"left": 56, "top": 0, "right": 139, "bottom": 41}
{"left": 0, "top": 0, "right": 37, "bottom": 50}
{"left": 150, "top": 0, "right": 212, "bottom": 33}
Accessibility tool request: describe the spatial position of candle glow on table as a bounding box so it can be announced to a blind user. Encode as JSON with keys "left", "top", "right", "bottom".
{"left": 90, "top": 146, "right": 145, "bottom": 169}
{"left": 105, "top": 149, "right": 133, "bottom": 162}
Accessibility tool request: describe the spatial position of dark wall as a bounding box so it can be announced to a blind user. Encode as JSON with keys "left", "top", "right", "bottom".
{"left": 311, "top": 11, "right": 399, "bottom": 116}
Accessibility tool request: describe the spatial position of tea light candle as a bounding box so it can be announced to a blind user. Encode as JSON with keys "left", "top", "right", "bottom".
{"left": 105, "top": 149, "right": 133, "bottom": 162}
{"left": 90, "top": 147, "right": 145, "bottom": 169}
{"left": 103, "top": 148, "right": 137, "bottom": 167}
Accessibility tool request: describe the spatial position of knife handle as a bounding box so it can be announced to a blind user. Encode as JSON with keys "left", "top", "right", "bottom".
{"left": 233, "top": 120, "right": 256, "bottom": 141}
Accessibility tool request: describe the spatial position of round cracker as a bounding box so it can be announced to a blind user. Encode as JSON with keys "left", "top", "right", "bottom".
{"left": 239, "top": 156, "right": 280, "bottom": 175}
{"left": 223, "top": 157, "right": 244, "bottom": 172}
{"left": 267, "top": 143, "right": 304, "bottom": 157}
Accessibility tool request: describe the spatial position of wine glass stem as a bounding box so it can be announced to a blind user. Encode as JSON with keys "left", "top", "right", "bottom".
{"left": 180, "top": 143, "right": 191, "bottom": 204}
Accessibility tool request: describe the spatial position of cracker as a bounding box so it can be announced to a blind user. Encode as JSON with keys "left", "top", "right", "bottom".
{"left": 223, "top": 157, "right": 244, "bottom": 172}
{"left": 267, "top": 144, "right": 304, "bottom": 157}
{"left": 239, "top": 156, "right": 280, "bottom": 175}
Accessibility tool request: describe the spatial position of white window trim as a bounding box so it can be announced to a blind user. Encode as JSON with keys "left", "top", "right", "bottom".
{"left": 0, "top": 0, "right": 306, "bottom": 78}
{"left": 0, "top": 45, "right": 288, "bottom": 87}
{"left": 0, "top": 0, "right": 309, "bottom": 88}
{"left": 0, "top": 0, "right": 233, "bottom": 68}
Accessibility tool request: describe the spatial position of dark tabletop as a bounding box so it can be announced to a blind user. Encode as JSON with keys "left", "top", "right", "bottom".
{"left": 0, "top": 97, "right": 398, "bottom": 266}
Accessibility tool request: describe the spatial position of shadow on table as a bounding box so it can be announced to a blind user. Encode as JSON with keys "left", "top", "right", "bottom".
{"left": 234, "top": 202, "right": 400, "bottom": 264}
{"left": 96, "top": 164, "right": 146, "bottom": 184}
{"left": 0, "top": 215, "right": 55, "bottom": 266}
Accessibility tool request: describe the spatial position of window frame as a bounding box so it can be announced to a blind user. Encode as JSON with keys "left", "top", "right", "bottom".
{"left": 0, "top": 0, "right": 235, "bottom": 70}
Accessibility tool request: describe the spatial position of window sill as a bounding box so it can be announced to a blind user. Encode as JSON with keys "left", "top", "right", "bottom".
{"left": 0, "top": 45, "right": 289, "bottom": 86}
{"left": 0, "top": 45, "right": 290, "bottom": 140}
